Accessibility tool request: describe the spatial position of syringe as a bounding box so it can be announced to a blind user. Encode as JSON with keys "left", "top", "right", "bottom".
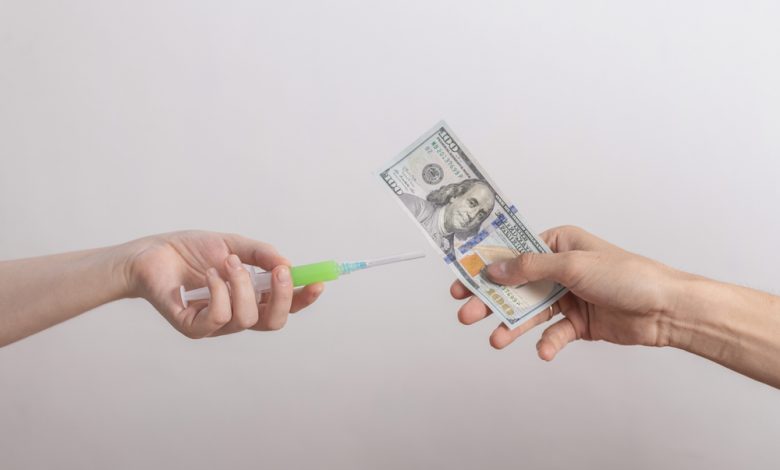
{"left": 179, "top": 251, "right": 425, "bottom": 307}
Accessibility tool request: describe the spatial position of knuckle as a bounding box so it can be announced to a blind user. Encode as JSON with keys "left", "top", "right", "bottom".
{"left": 553, "top": 225, "right": 587, "bottom": 248}
{"left": 550, "top": 329, "right": 565, "bottom": 346}
{"left": 258, "top": 241, "right": 275, "bottom": 254}
{"left": 560, "top": 224, "right": 583, "bottom": 235}
{"left": 253, "top": 244, "right": 279, "bottom": 263}
{"left": 274, "top": 290, "right": 294, "bottom": 305}
{"left": 265, "top": 317, "right": 287, "bottom": 331}
{"left": 514, "top": 252, "right": 536, "bottom": 272}
{"left": 229, "top": 268, "right": 250, "bottom": 284}
{"left": 559, "top": 252, "right": 585, "bottom": 285}
{"left": 211, "top": 308, "right": 232, "bottom": 326}
{"left": 237, "top": 313, "right": 258, "bottom": 330}
{"left": 182, "top": 329, "right": 203, "bottom": 340}
{"left": 546, "top": 225, "right": 571, "bottom": 241}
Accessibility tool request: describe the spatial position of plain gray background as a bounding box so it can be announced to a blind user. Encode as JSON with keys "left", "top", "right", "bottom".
{"left": 1, "top": 1, "right": 779, "bottom": 469}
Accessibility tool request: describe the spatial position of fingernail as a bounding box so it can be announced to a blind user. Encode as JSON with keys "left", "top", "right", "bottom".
{"left": 312, "top": 284, "right": 324, "bottom": 297}
{"left": 227, "top": 254, "right": 242, "bottom": 269}
{"left": 276, "top": 266, "right": 291, "bottom": 286}
{"left": 486, "top": 261, "right": 508, "bottom": 279}
{"left": 207, "top": 267, "right": 218, "bottom": 278}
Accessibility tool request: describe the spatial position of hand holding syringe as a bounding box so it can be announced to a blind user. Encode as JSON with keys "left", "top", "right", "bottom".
{"left": 180, "top": 251, "right": 425, "bottom": 307}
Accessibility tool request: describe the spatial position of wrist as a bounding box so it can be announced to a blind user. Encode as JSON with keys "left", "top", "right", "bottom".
{"left": 117, "top": 235, "right": 167, "bottom": 300}
{"left": 661, "top": 274, "right": 701, "bottom": 350}
{"left": 662, "top": 274, "right": 733, "bottom": 356}
{"left": 659, "top": 270, "right": 780, "bottom": 388}
{"left": 103, "top": 240, "right": 142, "bottom": 300}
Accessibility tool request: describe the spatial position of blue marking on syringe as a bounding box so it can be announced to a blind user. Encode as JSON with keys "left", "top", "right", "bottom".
{"left": 339, "top": 261, "right": 368, "bottom": 275}
{"left": 339, "top": 252, "right": 425, "bottom": 274}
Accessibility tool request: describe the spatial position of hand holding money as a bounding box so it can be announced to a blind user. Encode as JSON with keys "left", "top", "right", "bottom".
{"left": 378, "top": 122, "right": 567, "bottom": 330}
{"left": 452, "top": 225, "right": 686, "bottom": 357}
{"left": 381, "top": 122, "right": 780, "bottom": 388}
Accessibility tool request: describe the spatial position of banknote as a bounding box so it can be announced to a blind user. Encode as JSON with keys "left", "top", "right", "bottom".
{"left": 377, "top": 121, "right": 567, "bottom": 329}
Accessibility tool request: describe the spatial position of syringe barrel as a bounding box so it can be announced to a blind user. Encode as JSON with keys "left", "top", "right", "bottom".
{"left": 290, "top": 260, "right": 341, "bottom": 285}
{"left": 180, "top": 260, "right": 345, "bottom": 308}
{"left": 248, "top": 261, "right": 340, "bottom": 292}
{"left": 247, "top": 267, "right": 272, "bottom": 294}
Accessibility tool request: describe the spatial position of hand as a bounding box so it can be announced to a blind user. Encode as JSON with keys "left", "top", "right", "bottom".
{"left": 122, "top": 231, "right": 324, "bottom": 338}
{"left": 451, "top": 226, "right": 684, "bottom": 360}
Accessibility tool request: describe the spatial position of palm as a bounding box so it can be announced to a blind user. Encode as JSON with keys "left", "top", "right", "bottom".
{"left": 544, "top": 228, "right": 671, "bottom": 348}
{"left": 557, "top": 293, "right": 662, "bottom": 348}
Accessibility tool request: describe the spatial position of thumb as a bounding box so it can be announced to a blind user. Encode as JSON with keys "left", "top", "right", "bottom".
{"left": 485, "top": 251, "right": 578, "bottom": 286}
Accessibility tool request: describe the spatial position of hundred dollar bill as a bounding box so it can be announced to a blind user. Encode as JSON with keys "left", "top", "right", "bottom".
{"left": 378, "top": 121, "right": 567, "bottom": 329}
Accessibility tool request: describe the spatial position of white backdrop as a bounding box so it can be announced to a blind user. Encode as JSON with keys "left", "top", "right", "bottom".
{"left": 1, "top": 1, "right": 779, "bottom": 469}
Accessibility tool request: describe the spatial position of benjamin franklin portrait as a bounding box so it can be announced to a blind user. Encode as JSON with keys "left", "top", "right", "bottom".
{"left": 400, "top": 179, "right": 496, "bottom": 253}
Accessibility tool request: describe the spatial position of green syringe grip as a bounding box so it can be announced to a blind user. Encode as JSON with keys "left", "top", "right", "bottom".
{"left": 290, "top": 260, "right": 341, "bottom": 286}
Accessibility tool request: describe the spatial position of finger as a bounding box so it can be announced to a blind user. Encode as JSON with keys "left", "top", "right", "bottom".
{"left": 540, "top": 225, "right": 613, "bottom": 253}
{"left": 289, "top": 283, "right": 325, "bottom": 314}
{"left": 212, "top": 254, "right": 260, "bottom": 335}
{"left": 223, "top": 234, "right": 290, "bottom": 271}
{"left": 536, "top": 316, "right": 579, "bottom": 361}
{"left": 556, "top": 292, "right": 592, "bottom": 340}
{"left": 186, "top": 268, "right": 232, "bottom": 338}
{"left": 488, "top": 307, "right": 555, "bottom": 349}
{"left": 165, "top": 303, "right": 202, "bottom": 337}
{"left": 458, "top": 296, "right": 492, "bottom": 325}
{"left": 254, "top": 265, "right": 294, "bottom": 331}
{"left": 255, "top": 276, "right": 314, "bottom": 323}
{"left": 258, "top": 290, "right": 271, "bottom": 305}
{"left": 484, "top": 251, "right": 585, "bottom": 287}
{"left": 450, "top": 280, "right": 473, "bottom": 300}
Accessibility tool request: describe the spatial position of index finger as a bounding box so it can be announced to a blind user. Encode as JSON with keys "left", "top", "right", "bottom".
{"left": 540, "top": 226, "right": 613, "bottom": 253}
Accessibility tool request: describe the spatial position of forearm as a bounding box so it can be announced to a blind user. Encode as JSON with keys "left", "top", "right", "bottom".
{"left": 0, "top": 245, "right": 131, "bottom": 347}
{"left": 667, "top": 275, "right": 780, "bottom": 388}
